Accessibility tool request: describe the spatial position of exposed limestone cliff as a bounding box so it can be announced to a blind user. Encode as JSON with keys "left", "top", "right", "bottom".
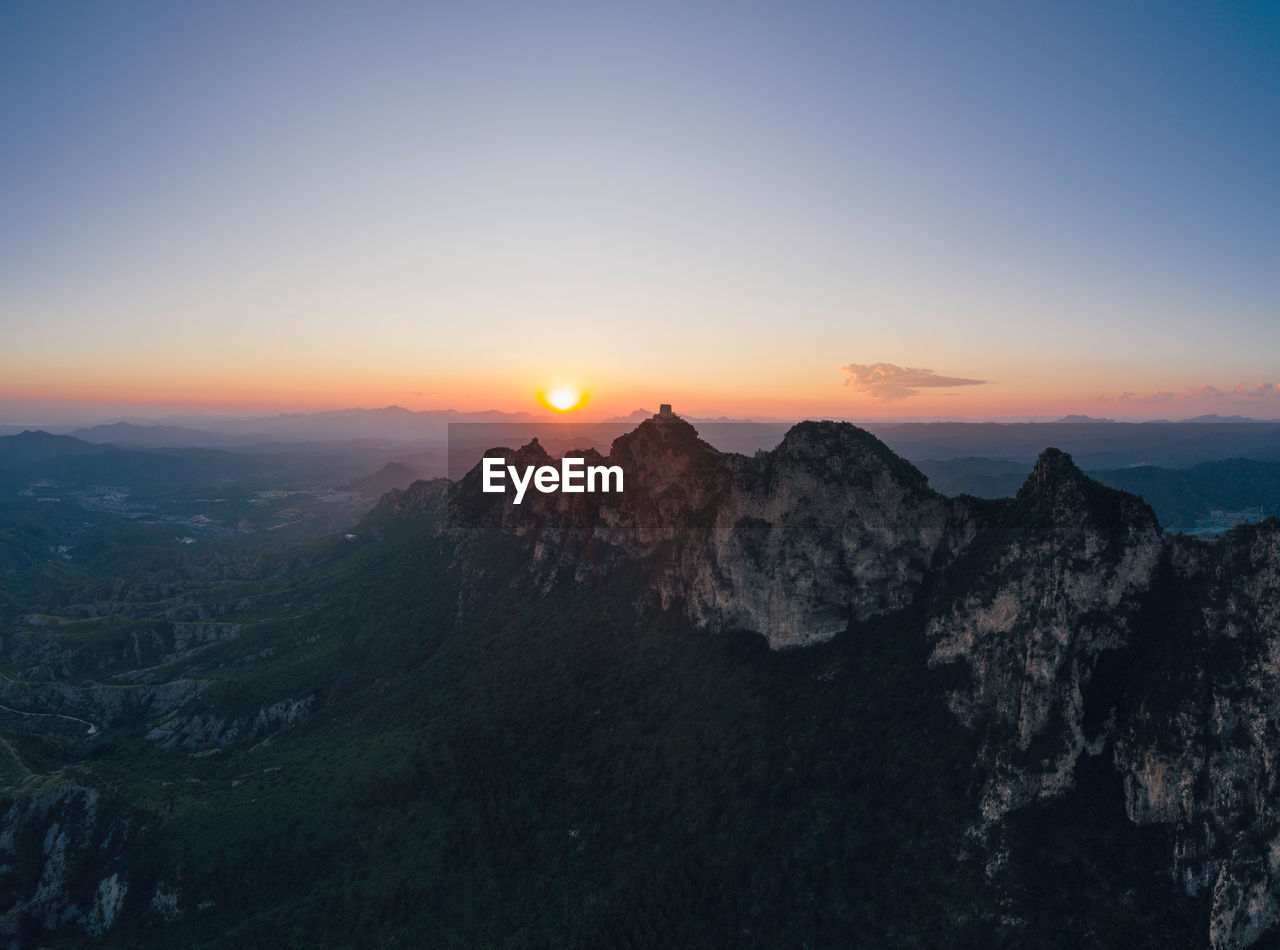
{"left": 0, "top": 777, "right": 133, "bottom": 939}
{"left": 926, "top": 448, "right": 1164, "bottom": 820}
{"left": 1115, "top": 523, "right": 1280, "bottom": 949}
{"left": 404, "top": 414, "right": 1280, "bottom": 948}
{"left": 438, "top": 415, "right": 978, "bottom": 648}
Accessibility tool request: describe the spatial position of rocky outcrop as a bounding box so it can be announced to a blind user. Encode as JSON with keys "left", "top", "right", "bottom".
{"left": 662, "top": 422, "right": 974, "bottom": 647}
{"left": 145, "top": 694, "right": 314, "bottom": 751}
{"left": 0, "top": 621, "right": 242, "bottom": 680}
{"left": 0, "top": 777, "right": 134, "bottom": 940}
{"left": 1114, "top": 523, "right": 1280, "bottom": 949}
{"left": 926, "top": 449, "right": 1164, "bottom": 819}
{"left": 441, "top": 415, "right": 978, "bottom": 648}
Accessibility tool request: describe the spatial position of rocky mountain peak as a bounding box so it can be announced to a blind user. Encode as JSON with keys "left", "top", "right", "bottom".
{"left": 610, "top": 413, "right": 714, "bottom": 458}
{"left": 511, "top": 436, "right": 553, "bottom": 467}
{"left": 773, "top": 421, "right": 931, "bottom": 492}
{"left": 1013, "top": 446, "right": 1160, "bottom": 540}
{"left": 604, "top": 415, "right": 724, "bottom": 502}
{"left": 431, "top": 416, "right": 971, "bottom": 648}
{"left": 1018, "top": 446, "right": 1086, "bottom": 497}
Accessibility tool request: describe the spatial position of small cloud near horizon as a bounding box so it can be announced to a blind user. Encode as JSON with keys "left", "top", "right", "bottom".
{"left": 841, "top": 362, "right": 987, "bottom": 401}
{"left": 1108, "top": 382, "right": 1279, "bottom": 403}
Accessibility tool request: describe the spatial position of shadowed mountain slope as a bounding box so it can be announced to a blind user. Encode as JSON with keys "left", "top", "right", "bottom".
{"left": 0, "top": 415, "right": 1278, "bottom": 947}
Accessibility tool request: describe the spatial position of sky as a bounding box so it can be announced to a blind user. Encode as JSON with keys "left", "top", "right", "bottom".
{"left": 2, "top": 0, "right": 1278, "bottom": 423}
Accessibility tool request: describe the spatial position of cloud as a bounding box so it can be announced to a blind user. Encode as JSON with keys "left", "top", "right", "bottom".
{"left": 1105, "top": 382, "right": 1280, "bottom": 403}
{"left": 1234, "top": 382, "right": 1278, "bottom": 397}
{"left": 841, "top": 362, "right": 987, "bottom": 401}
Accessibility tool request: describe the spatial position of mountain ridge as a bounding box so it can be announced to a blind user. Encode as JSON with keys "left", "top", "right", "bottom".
{"left": 3, "top": 414, "right": 1280, "bottom": 946}
{"left": 370, "top": 414, "right": 1280, "bottom": 946}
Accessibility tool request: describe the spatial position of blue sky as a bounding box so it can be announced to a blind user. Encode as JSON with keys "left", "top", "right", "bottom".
{"left": 2, "top": 0, "right": 1277, "bottom": 421}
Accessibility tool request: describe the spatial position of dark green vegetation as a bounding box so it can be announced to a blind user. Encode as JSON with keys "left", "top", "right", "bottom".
{"left": 0, "top": 466, "right": 170, "bottom": 617}
{"left": 1089, "top": 459, "right": 1280, "bottom": 534}
{"left": 915, "top": 457, "right": 1033, "bottom": 499}
{"left": 1, "top": 486, "right": 1205, "bottom": 948}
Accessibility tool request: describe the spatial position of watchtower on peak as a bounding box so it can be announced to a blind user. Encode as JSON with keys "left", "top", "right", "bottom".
{"left": 658, "top": 404, "right": 674, "bottom": 418}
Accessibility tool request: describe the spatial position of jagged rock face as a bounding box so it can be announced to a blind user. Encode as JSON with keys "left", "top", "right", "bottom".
{"left": 145, "top": 694, "right": 313, "bottom": 751}
{"left": 927, "top": 449, "right": 1164, "bottom": 820}
{"left": 384, "top": 418, "right": 1280, "bottom": 947}
{"left": 1116, "top": 523, "right": 1280, "bottom": 949}
{"left": 368, "top": 477, "right": 449, "bottom": 523}
{"left": 685, "top": 422, "right": 972, "bottom": 647}
{"left": 919, "top": 455, "right": 1280, "bottom": 949}
{"left": 0, "top": 778, "right": 131, "bottom": 938}
{"left": 438, "top": 416, "right": 976, "bottom": 648}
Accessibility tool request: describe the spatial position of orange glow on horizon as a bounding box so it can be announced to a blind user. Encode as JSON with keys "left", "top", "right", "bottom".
{"left": 2, "top": 363, "right": 1268, "bottom": 423}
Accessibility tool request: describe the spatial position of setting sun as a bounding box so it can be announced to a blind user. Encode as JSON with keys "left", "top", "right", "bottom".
{"left": 539, "top": 387, "right": 589, "bottom": 413}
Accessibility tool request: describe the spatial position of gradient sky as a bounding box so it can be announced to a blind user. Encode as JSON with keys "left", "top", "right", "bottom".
{"left": 2, "top": 0, "right": 1278, "bottom": 423}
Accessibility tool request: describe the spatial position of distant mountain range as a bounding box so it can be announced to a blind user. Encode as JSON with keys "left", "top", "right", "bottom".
{"left": 0, "top": 429, "right": 416, "bottom": 486}
{"left": 4, "top": 408, "right": 1276, "bottom": 457}
{"left": 861, "top": 419, "right": 1280, "bottom": 468}
{"left": 1050, "top": 413, "right": 1277, "bottom": 425}
{"left": 1182, "top": 413, "right": 1275, "bottom": 423}
{"left": 345, "top": 461, "right": 422, "bottom": 499}
{"left": 56, "top": 407, "right": 545, "bottom": 445}
{"left": 11, "top": 413, "right": 1280, "bottom": 506}
{"left": 66, "top": 422, "right": 238, "bottom": 446}
{"left": 0, "top": 430, "right": 267, "bottom": 484}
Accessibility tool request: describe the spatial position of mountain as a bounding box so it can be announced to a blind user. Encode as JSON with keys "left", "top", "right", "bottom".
{"left": 0, "top": 429, "right": 421, "bottom": 486}
{"left": 368, "top": 416, "right": 1280, "bottom": 947}
{"left": 917, "top": 456, "right": 1280, "bottom": 535}
{"left": 1088, "top": 458, "right": 1280, "bottom": 532}
{"left": 31, "top": 413, "right": 1280, "bottom": 469}
{"left": 915, "top": 456, "right": 1033, "bottom": 498}
{"left": 27, "top": 407, "right": 550, "bottom": 447}
{"left": 0, "top": 430, "right": 107, "bottom": 464}
{"left": 445, "top": 416, "right": 974, "bottom": 648}
{"left": 865, "top": 420, "right": 1280, "bottom": 467}
{"left": 0, "top": 431, "right": 268, "bottom": 485}
{"left": 3, "top": 415, "right": 1280, "bottom": 946}
{"left": 183, "top": 405, "right": 543, "bottom": 442}
{"left": 67, "top": 422, "right": 235, "bottom": 447}
{"left": 346, "top": 460, "right": 422, "bottom": 499}
{"left": 1184, "top": 414, "right": 1268, "bottom": 423}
